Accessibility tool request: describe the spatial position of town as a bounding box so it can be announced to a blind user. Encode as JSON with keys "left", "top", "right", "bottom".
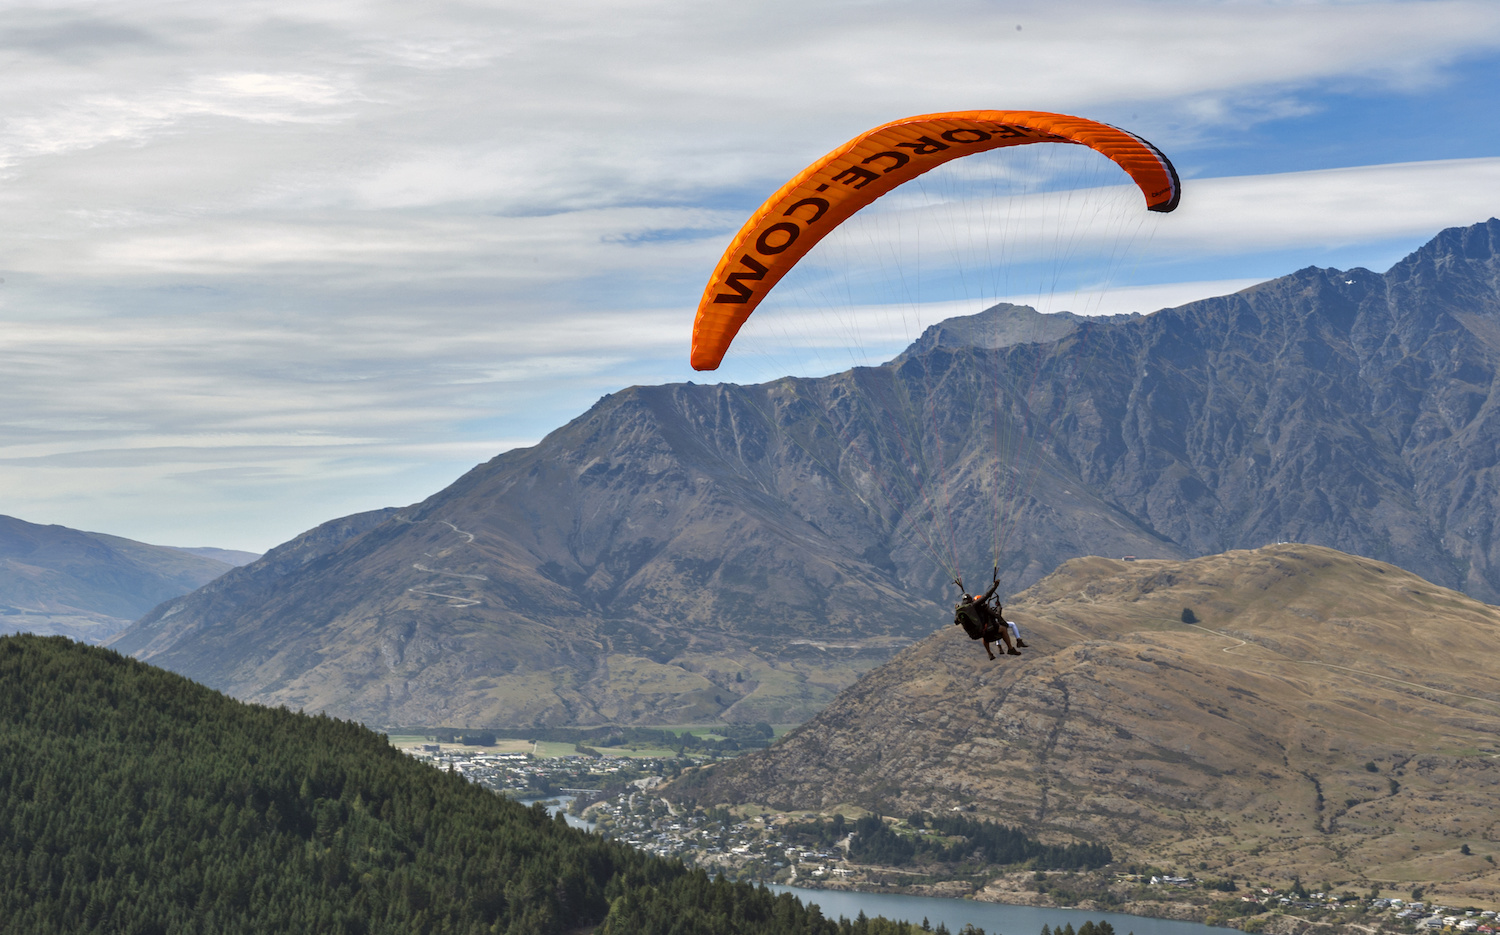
{"left": 399, "top": 742, "right": 1496, "bottom": 932}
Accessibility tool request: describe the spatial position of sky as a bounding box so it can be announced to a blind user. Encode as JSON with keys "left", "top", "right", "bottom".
{"left": 2, "top": 0, "right": 1499, "bottom": 553}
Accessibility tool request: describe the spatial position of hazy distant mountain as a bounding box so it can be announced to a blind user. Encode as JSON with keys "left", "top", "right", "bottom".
{"left": 0, "top": 515, "right": 238, "bottom": 642}
{"left": 170, "top": 547, "right": 261, "bottom": 567}
{"left": 114, "top": 219, "right": 1500, "bottom": 729}
{"left": 667, "top": 543, "right": 1500, "bottom": 903}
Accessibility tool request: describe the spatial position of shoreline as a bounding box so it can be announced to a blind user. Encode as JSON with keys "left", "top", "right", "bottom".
{"left": 775, "top": 878, "right": 1375, "bottom": 935}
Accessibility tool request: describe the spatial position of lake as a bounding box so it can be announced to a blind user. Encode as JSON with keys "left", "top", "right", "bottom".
{"left": 768, "top": 886, "right": 1240, "bottom": 935}
{"left": 514, "top": 794, "right": 1237, "bottom": 935}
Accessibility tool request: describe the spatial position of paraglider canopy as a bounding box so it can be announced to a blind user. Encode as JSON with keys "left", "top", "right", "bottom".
{"left": 690, "top": 110, "right": 1181, "bottom": 371}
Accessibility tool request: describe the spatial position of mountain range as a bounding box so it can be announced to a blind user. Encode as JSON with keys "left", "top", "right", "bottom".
{"left": 0, "top": 514, "right": 251, "bottom": 642}
{"left": 669, "top": 543, "right": 1500, "bottom": 905}
{"left": 112, "top": 218, "right": 1500, "bottom": 730}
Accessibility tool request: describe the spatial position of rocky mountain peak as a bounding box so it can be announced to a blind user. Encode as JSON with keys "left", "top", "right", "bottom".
{"left": 889, "top": 301, "right": 1147, "bottom": 364}
{"left": 1386, "top": 218, "right": 1500, "bottom": 311}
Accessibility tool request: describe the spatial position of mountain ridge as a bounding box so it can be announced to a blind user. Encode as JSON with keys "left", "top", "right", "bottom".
{"left": 170, "top": 546, "right": 260, "bottom": 567}
{"left": 0, "top": 514, "right": 240, "bottom": 643}
{"left": 113, "top": 218, "right": 1500, "bottom": 730}
{"left": 889, "top": 302, "right": 1141, "bottom": 365}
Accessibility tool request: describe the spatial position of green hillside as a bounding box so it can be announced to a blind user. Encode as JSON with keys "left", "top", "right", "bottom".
{"left": 0, "top": 635, "right": 941, "bottom": 935}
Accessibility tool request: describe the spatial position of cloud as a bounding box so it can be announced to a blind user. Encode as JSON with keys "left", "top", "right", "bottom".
{"left": 3, "top": 154, "right": 1494, "bottom": 548}
{"left": 777, "top": 156, "right": 1500, "bottom": 279}
{"left": 2, "top": 0, "right": 1499, "bottom": 549}
{"left": 1163, "top": 158, "right": 1500, "bottom": 253}
{"left": 4, "top": 2, "right": 1499, "bottom": 204}
{"left": 702, "top": 277, "right": 1269, "bottom": 383}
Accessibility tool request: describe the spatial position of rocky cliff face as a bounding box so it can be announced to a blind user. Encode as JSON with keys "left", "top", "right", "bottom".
{"left": 113, "top": 219, "right": 1500, "bottom": 729}
{"left": 0, "top": 515, "right": 237, "bottom": 642}
{"left": 1023, "top": 220, "right": 1500, "bottom": 598}
{"left": 668, "top": 544, "right": 1500, "bottom": 898}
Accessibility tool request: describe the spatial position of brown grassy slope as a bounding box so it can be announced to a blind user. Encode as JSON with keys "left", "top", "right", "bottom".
{"left": 669, "top": 544, "right": 1500, "bottom": 899}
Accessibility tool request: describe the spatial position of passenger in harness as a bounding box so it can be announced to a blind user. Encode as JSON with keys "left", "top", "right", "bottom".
{"left": 952, "top": 573, "right": 1020, "bottom": 660}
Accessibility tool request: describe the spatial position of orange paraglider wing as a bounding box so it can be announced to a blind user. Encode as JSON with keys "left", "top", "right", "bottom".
{"left": 690, "top": 110, "right": 1180, "bottom": 371}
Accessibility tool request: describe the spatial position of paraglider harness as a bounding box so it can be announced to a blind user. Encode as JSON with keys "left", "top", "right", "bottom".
{"left": 953, "top": 569, "right": 1003, "bottom": 642}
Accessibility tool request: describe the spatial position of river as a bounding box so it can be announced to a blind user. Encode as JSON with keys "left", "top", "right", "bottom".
{"left": 767, "top": 886, "right": 1239, "bottom": 935}
{"left": 515, "top": 794, "right": 596, "bottom": 831}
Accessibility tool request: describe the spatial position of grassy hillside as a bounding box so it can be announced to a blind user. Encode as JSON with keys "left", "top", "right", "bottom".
{"left": 671, "top": 545, "right": 1500, "bottom": 905}
{"left": 0, "top": 634, "right": 945, "bottom": 934}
